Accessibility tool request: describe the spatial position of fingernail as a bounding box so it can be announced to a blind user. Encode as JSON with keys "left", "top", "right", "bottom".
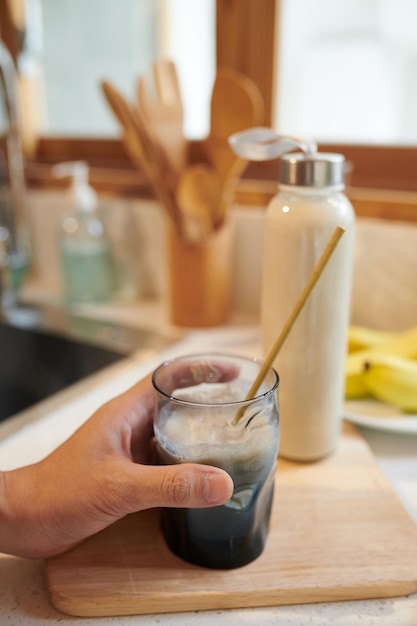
{"left": 204, "top": 472, "right": 234, "bottom": 505}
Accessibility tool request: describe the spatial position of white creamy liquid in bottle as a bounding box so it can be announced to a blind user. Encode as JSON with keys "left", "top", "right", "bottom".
{"left": 261, "top": 153, "right": 355, "bottom": 461}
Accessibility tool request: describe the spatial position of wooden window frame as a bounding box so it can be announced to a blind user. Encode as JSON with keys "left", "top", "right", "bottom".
{"left": 2, "top": 0, "right": 417, "bottom": 222}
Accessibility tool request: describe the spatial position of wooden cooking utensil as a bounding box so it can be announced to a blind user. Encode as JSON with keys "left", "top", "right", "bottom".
{"left": 101, "top": 80, "right": 183, "bottom": 236}
{"left": 137, "top": 60, "right": 187, "bottom": 178}
{"left": 205, "top": 67, "right": 264, "bottom": 181}
{"left": 204, "top": 67, "right": 264, "bottom": 227}
{"left": 175, "top": 164, "right": 221, "bottom": 243}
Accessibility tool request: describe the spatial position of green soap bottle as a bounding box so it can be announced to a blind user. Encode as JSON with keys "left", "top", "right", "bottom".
{"left": 55, "top": 161, "right": 114, "bottom": 304}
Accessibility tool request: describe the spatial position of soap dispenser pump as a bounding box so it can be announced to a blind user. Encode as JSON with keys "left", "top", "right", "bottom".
{"left": 54, "top": 161, "right": 114, "bottom": 303}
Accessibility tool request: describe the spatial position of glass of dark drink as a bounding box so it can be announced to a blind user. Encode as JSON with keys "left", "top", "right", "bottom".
{"left": 152, "top": 353, "right": 279, "bottom": 569}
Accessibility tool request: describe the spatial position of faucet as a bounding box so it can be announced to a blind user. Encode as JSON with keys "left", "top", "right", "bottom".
{"left": 0, "top": 38, "right": 30, "bottom": 307}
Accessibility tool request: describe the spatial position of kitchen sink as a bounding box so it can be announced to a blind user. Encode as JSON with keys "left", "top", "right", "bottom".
{"left": 0, "top": 321, "right": 126, "bottom": 423}
{"left": 0, "top": 303, "right": 177, "bottom": 430}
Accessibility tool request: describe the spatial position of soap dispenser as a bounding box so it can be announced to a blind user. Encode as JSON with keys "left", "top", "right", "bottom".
{"left": 54, "top": 161, "right": 114, "bottom": 303}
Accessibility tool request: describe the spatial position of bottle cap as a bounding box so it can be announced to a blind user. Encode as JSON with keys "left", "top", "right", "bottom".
{"left": 228, "top": 127, "right": 346, "bottom": 189}
{"left": 228, "top": 127, "right": 317, "bottom": 161}
{"left": 280, "top": 152, "right": 345, "bottom": 188}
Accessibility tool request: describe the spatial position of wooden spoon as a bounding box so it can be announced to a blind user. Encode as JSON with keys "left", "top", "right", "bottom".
{"left": 204, "top": 67, "right": 264, "bottom": 228}
{"left": 205, "top": 68, "right": 264, "bottom": 183}
{"left": 175, "top": 164, "right": 221, "bottom": 243}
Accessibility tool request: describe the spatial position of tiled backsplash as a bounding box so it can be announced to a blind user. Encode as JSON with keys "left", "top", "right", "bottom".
{"left": 26, "top": 189, "right": 417, "bottom": 330}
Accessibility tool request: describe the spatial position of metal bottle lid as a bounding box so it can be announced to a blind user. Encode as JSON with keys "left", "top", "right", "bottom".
{"left": 280, "top": 152, "right": 345, "bottom": 188}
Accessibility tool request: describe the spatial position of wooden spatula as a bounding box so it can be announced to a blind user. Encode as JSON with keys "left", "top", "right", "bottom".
{"left": 137, "top": 60, "right": 187, "bottom": 178}
{"left": 101, "top": 80, "right": 183, "bottom": 235}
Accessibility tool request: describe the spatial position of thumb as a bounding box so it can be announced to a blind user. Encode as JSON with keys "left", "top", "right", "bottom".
{"left": 121, "top": 463, "right": 234, "bottom": 513}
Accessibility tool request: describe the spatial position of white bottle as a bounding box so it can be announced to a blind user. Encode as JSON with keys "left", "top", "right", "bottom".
{"left": 54, "top": 161, "right": 114, "bottom": 304}
{"left": 261, "top": 152, "right": 355, "bottom": 461}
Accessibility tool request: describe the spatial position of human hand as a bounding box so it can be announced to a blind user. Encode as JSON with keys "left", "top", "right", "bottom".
{"left": 0, "top": 363, "right": 236, "bottom": 559}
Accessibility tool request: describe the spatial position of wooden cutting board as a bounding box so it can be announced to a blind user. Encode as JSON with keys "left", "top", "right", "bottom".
{"left": 45, "top": 422, "right": 417, "bottom": 617}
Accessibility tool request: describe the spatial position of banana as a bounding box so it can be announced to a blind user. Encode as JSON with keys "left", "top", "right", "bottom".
{"left": 345, "top": 370, "right": 368, "bottom": 399}
{"left": 345, "top": 324, "right": 417, "bottom": 400}
{"left": 347, "top": 325, "right": 396, "bottom": 353}
{"left": 345, "top": 360, "right": 370, "bottom": 399}
{"left": 362, "top": 354, "right": 417, "bottom": 413}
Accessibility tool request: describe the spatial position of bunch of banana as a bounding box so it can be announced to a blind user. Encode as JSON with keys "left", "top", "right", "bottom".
{"left": 362, "top": 354, "right": 417, "bottom": 413}
{"left": 345, "top": 324, "right": 417, "bottom": 410}
{"left": 347, "top": 326, "right": 396, "bottom": 353}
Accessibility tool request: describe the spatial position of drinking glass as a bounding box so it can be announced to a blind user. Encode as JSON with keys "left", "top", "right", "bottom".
{"left": 152, "top": 352, "right": 279, "bottom": 569}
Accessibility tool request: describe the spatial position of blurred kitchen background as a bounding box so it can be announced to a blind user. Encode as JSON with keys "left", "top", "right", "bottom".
{"left": 1, "top": 0, "right": 417, "bottom": 329}
{"left": 11, "top": 0, "right": 417, "bottom": 143}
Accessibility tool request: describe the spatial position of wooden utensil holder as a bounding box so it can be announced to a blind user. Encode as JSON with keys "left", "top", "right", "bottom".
{"left": 168, "top": 223, "right": 233, "bottom": 327}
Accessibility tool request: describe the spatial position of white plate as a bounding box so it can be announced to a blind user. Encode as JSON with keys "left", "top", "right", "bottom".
{"left": 344, "top": 399, "right": 417, "bottom": 434}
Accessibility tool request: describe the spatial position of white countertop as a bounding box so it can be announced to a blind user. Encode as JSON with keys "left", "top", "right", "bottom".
{"left": 1, "top": 311, "right": 417, "bottom": 626}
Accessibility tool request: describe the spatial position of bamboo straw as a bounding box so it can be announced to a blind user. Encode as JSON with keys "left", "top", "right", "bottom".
{"left": 232, "top": 225, "right": 346, "bottom": 425}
